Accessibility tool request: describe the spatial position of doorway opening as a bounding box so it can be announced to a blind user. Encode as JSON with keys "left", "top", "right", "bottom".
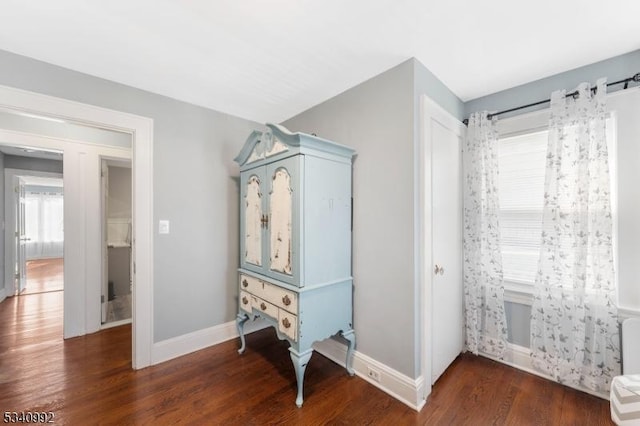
{"left": 2, "top": 146, "right": 64, "bottom": 299}
{"left": 20, "top": 174, "right": 64, "bottom": 296}
{"left": 101, "top": 159, "right": 132, "bottom": 328}
{"left": 0, "top": 84, "right": 153, "bottom": 369}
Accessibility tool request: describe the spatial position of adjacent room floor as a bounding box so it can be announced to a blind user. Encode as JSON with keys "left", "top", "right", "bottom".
{"left": 21, "top": 258, "right": 63, "bottom": 295}
{"left": 0, "top": 291, "right": 613, "bottom": 425}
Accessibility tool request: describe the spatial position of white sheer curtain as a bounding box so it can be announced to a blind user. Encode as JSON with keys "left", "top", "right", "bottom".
{"left": 463, "top": 112, "right": 509, "bottom": 358}
{"left": 25, "top": 190, "right": 64, "bottom": 259}
{"left": 530, "top": 79, "right": 620, "bottom": 393}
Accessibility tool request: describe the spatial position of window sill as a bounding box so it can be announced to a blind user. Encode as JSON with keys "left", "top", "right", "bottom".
{"left": 504, "top": 280, "right": 534, "bottom": 306}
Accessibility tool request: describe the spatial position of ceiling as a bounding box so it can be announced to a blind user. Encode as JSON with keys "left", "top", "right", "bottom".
{"left": 1, "top": 1, "right": 638, "bottom": 123}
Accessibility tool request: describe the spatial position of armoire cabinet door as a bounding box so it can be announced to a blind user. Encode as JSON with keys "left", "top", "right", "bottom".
{"left": 240, "top": 167, "right": 266, "bottom": 273}
{"left": 265, "top": 156, "right": 300, "bottom": 285}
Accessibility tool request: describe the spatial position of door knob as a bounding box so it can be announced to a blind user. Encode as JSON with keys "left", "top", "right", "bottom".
{"left": 434, "top": 264, "right": 445, "bottom": 275}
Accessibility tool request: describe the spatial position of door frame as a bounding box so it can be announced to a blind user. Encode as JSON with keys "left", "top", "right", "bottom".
{"left": 4, "top": 168, "right": 64, "bottom": 297}
{"left": 418, "top": 95, "right": 465, "bottom": 401}
{"left": 0, "top": 84, "right": 153, "bottom": 369}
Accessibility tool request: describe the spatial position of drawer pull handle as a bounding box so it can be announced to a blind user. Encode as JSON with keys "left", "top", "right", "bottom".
{"left": 282, "top": 295, "right": 291, "bottom": 306}
{"left": 242, "top": 296, "right": 248, "bottom": 305}
{"left": 242, "top": 279, "right": 249, "bottom": 288}
{"left": 282, "top": 317, "right": 291, "bottom": 329}
{"left": 260, "top": 302, "right": 267, "bottom": 311}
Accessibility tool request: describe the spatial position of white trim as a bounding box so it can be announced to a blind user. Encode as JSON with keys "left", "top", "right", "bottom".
{"left": 480, "top": 344, "right": 609, "bottom": 400}
{"left": 0, "top": 84, "right": 153, "bottom": 369}
{"left": 504, "top": 288, "right": 534, "bottom": 306}
{"left": 0, "top": 286, "right": 5, "bottom": 302}
{"left": 101, "top": 318, "right": 132, "bottom": 330}
{"left": 313, "top": 339, "right": 426, "bottom": 411}
{"left": 151, "top": 318, "right": 268, "bottom": 365}
{"left": 618, "top": 306, "right": 640, "bottom": 320}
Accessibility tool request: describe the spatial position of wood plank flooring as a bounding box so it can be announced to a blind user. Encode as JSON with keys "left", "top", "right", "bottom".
{"left": 0, "top": 292, "right": 613, "bottom": 425}
{"left": 21, "top": 258, "right": 64, "bottom": 295}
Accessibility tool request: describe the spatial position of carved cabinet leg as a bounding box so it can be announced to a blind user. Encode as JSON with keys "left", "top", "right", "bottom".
{"left": 342, "top": 330, "right": 356, "bottom": 376}
{"left": 289, "top": 348, "right": 313, "bottom": 407}
{"left": 236, "top": 314, "right": 249, "bottom": 354}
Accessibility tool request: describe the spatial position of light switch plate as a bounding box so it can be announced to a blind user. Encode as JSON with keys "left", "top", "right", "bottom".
{"left": 159, "top": 220, "right": 170, "bottom": 234}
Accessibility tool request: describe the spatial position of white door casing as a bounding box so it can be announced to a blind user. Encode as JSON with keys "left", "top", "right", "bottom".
{"left": 420, "top": 95, "right": 464, "bottom": 398}
{"left": 0, "top": 84, "right": 153, "bottom": 369}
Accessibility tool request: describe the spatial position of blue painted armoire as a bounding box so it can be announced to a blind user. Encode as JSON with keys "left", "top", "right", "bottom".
{"left": 234, "top": 123, "right": 356, "bottom": 407}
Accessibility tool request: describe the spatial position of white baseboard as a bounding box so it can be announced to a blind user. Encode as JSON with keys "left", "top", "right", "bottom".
{"left": 0, "top": 286, "right": 6, "bottom": 302}
{"left": 151, "top": 317, "right": 268, "bottom": 365}
{"left": 313, "top": 338, "right": 425, "bottom": 411}
{"left": 480, "top": 343, "right": 609, "bottom": 400}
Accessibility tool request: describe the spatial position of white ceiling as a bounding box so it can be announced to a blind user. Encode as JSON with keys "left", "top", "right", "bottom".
{"left": 1, "top": 1, "right": 638, "bottom": 123}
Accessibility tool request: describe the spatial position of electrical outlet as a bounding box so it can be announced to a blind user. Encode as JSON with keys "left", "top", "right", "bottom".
{"left": 367, "top": 366, "right": 381, "bottom": 382}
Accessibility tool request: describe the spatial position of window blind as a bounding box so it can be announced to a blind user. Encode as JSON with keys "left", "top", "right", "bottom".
{"left": 498, "top": 131, "right": 548, "bottom": 284}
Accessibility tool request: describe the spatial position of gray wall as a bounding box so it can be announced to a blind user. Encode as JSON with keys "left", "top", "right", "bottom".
{"left": 109, "top": 247, "right": 131, "bottom": 298}
{"left": 465, "top": 49, "right": 640, "bottom": 119}
{"left": 0, "top": 49, "right": 260, "bottom": 342}
{"left": 5, "top": 155, "right": 63, "bottom": 174}
{"left": 284, "top": 58, "right": 462, "bottom": 378}
{"left": 108, "top": 166, "right": 131, "bottom": 219}
{"left": 414, "top": 60, "right": 464, "bottom": 121}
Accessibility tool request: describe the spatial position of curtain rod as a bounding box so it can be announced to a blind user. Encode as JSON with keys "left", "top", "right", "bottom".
{"left": 463, "top": 72, "right": 640, "bottom": 126}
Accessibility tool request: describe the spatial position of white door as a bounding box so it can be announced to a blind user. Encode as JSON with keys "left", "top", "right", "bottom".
{"left": 423, "top": 97, "right": 464, "bottom": 385}
{"left": 16, "top": 176, "right": 28, "bottom": 294}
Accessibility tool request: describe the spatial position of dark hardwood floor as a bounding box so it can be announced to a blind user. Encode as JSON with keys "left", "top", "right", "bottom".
{"left": 0, "top": 291, "right": 613, "bottom": 425}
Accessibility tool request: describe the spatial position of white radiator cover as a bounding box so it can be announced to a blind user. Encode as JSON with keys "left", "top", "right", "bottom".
{"left": 623, "top": 318, "right": 640, "bottom": 375}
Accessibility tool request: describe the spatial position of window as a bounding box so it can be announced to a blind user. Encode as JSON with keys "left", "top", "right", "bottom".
{"left": 498, "top": 130, "right": 547, "bottom": 286}
{"left": 24, "top": 188, "right": 64, "bottom": 259}
{"left": 496, "top": 115, "right": 616, "bottom": 295}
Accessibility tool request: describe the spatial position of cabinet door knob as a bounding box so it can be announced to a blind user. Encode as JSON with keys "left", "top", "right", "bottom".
{"left": 282, "top": 295, "right": 291, "bottom": 306}
{"left": 242, "top": 296, "right": 248, "bottom": 305}
{"left": 260, "top": 302, "right": 267, "bottom": 311}
{"left": 242, "top": 279, "right": 249, "bottom": 288}
{"left": 282, "top": 317, "right": 291, "bottom": 329}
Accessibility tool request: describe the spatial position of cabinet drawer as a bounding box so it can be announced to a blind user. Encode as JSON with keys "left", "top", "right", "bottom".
{"left": 278, "top": 310, "right": 297, "bottom": 342}
{"left": 251, "top": 296, "right": 278, "bottom": 319}
{"left": 239, "top": 291, "right": 252, "bottom": 313}
{"left": 239, "top": 274, "right": 262, "bottom": 294}
{"left": 262, "top": 281, "right": 298, "bottom": 313}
